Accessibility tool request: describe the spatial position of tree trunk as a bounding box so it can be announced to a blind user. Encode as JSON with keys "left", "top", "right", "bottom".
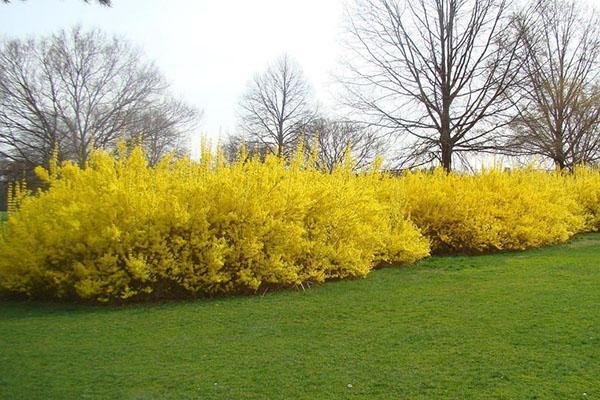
{"left": 277, "top": 137, "right": 284, "bottom": 158}
{"left": 440, "top": 74, "right": 452, "bottom": 172}
{"left": 553, "top": 131, "right": 566, "bottom": 171}
{"left": 440, "top": 101, "right": 452, "bottom": 172}
{"left": 553, "top": 156, "right": 566, "bottom": 171}
{"left": 277, "top": 124, "right": 284, "bottom": 158}
{"left": 441, "top": 138, "right": 452, "bottom": 172}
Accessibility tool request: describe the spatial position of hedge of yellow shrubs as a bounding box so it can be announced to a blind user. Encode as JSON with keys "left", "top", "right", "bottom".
{"left": 0, "top": 146, "right": 599, "bottom": 302}
{"left": 0, "top": 147, "right": 428, "bottom": 302}
{"left": 398, "top": 168, "right": 586, "bottom": 253}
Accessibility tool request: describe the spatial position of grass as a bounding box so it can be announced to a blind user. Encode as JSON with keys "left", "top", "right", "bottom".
{"left": 1, "top": 234, "right": 600, "bottom": 399}
{"left": 0, "top": 211, "right": 6, "bottom": 223}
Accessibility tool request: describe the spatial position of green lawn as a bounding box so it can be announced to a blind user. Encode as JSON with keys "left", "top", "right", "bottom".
{"left": 1, "top": 234, "right": 599, "bottom": 399}
{"left": 0, "top": 211, "right": 6, "bottom": 223}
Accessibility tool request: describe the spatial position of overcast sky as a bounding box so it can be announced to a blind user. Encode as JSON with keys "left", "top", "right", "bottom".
{"left": 0, "top": 0, "right": 346, "bottom": 144}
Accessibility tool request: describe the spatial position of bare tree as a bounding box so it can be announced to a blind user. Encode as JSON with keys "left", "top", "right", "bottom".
{"left": 303, "top": 117, "right": 384, "bottom": 172}
{"left": 341, "top": 0, "right": 524, "bottom": 171}
{"left": 222, "top": 133, "right": 271, "bottom": 163}
{"left": 0, "top": 27, "right": 200, "bottom": 169}
{"left": 221, "top": 134, "right": 244, "bottom": 163}
{"left": 506, "top": 0, "right": 600, "bottom": 170}
{"left": 123, "top": 98, "right": 197, "bottom": 165}
{"left": 238, "top": 54, "right": 316, "bottom": 158}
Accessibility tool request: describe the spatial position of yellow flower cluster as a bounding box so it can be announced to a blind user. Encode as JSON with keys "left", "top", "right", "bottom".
{"left": 0, "top": 147, "right": 428, "bottom": 302}
{"left": 1, "top": 145, "right": 598, "bottom": 302}
{"left": 566, "top": 167, "right": 600, "bottom": 232}
{"left": 396, "top": 168, "right": 586, "bottom": 253}
{"left": 6, "top": 180, "right": 29, "bottom": 216}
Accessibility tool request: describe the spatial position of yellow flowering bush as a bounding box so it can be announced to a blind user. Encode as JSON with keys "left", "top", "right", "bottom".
{"left": 0, "top": 147, "right": 428, "bottom": 302}
{"left": 567, "top": 167, "right": 600, "bottom": 232}
{"left": 396, "top": 168, "right": 585, "bottom": 253}
{"left": 2, "top": 144, "right": 599, "bottom": 303}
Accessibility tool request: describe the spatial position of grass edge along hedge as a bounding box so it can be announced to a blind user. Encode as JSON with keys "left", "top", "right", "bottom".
{"left": 1, "top": 146, "right": 598, "bottom": 303}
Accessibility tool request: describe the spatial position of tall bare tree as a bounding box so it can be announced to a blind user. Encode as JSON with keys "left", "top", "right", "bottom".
{"left": 341, "top": 0, "right": 524, "bottom": 171}
{"left": 0, "top": 27, "right": 200, "bottom": 169}
{"left": 506, "top": 0, "right": 600, "bottom": 170}
{"left": 238, "top": 54, "right": 315, "bottom": 158}
{"left": 303, "top": 117, "right": 384, "bottom": 172}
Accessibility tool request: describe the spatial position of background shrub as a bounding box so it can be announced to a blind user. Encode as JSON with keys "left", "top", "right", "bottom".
{"left": 568, "top": 167, "right": 600, "bottom": 232}
{"left": 396, "top": 168, "right": 585, "bottom": 253}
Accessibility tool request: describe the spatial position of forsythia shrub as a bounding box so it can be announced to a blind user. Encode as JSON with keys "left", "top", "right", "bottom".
{"left": 0, "top": 146, "right": 429, "bottom": 302}
{"left": 567, "top": 167, "right": 600, "bottom": 232}
{"left": 396, "top": 168, "right": 585, "bottom": 253}
{"left": 2, "top": 145, "right": 599, "bottom": 303}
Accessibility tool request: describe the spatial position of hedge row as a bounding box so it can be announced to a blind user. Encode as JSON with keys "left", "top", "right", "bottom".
{"left": 0, "top": 148, "right": 598, "bottom": 302}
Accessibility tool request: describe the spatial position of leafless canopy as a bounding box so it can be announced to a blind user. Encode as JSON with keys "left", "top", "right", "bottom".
{"left": 238, "top": 54, "right": 316, "bottom": 158}
{"left": 303, "top": 117, "right": 384, "bottom": 172}
{"left": 342, "top": 0, "right": 523, "bottom": 171}
{"left": 0, "top": 27, "right": 199, "bottom": 169}
{"left": 221, "top": 133, "right": 272, "bottom": 163}
{"left": 506, "top": 0, "right": 600, "bottom": 170}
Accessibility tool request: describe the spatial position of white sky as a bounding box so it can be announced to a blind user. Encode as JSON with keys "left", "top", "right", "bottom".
{"left": 0, "top": 0, "right": 346, "bottom": 145}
